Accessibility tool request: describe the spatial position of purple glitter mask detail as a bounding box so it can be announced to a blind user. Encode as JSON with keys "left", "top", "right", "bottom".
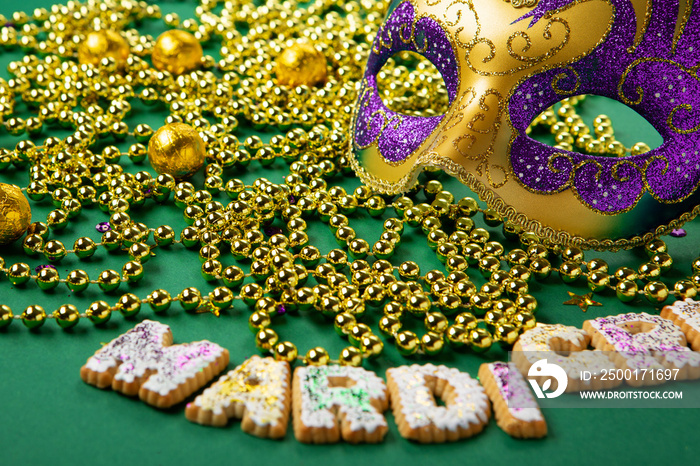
{"left": 509, "top": 0, "right": 700, "bottom": 214}
{"left": 353, "top": 0, "right": 459, "bottom": 163}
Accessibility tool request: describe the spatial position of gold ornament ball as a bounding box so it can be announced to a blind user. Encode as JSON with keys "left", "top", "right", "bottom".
{"left": 148, "top": 123, "right": 205, "bottom": 179}
{"left": 152, "top": 30, "right": 203, "bottom": 75}
{"left": 0, "top": 183, "right": 32, "bottom": 245}
{"left": 275, "top": 43, "right": 327, "bottom": 87}
{"left": 78, "top": 30, "right": 130, "bottom": 67}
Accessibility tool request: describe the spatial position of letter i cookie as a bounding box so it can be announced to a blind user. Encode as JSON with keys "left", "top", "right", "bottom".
{"left": 661, "top": 298, "right": 700, "bottom": 351}
{"left": 186, "top": 355, "right": 291, "bottom": 439}
{"left": 583, "top": 312, "right": 700, "bottom": 385}
{"left": 80, "top": 320, "right": 229, "bottom": 408}
{"left": 386, "top": 364, "right": 490, "bottom": 443}
{"left": 292, "top": 365, "right": 389, "bottom": 444}
{"left": 478, "top": 362, "right": 546, "bottom": 439}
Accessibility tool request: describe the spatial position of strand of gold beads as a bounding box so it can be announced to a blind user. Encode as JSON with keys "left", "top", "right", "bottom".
{"left": 0, "top": 0, "right": 697, "bottom": 371}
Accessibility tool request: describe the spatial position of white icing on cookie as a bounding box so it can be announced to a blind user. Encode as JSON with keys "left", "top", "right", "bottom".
{"left": 297, "top": 365, "right": 387, "bottom": 433}
{"left": 517, "top": 323, "right": 616, "bottom": 382}
{"left": 487, "top": 362, "right": 542, "bottom": 422}
{"left": 588, "top": 312, "right": 700, "bottom": 370}
{"left": 664, "top": 298, "right": 700, "bottom": 344}
{"left": 85, "top": 320, "right": 226, "bottom": 396}
{"left": 387, "top": 364, "right": 489, "bottom": 432}
{"left": 192, "top": 355, "right": 289, "bottom": 426}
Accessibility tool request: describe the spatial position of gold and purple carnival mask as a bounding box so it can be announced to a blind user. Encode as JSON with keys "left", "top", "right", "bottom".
{"left": 350, "top": 0, "right": 700, "bottom": 249}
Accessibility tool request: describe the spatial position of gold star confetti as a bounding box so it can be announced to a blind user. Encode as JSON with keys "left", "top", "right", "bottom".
{"left": 563, "top": 292, "right": 602, "bottom": 312}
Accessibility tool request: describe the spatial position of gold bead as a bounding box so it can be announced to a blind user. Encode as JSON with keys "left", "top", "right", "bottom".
{"left": 616, "top": 280, "right": 638, "bottom": 302}
{"left": 274, "top": 341, "right": 298, "bottom": 363}
{"left": 360, "top": 334, "right": 384, "bottom": 359}
{"left": 0, "top": 183, "right": 31, "bottom": 244}
{"left": 255, "top": 328, "right": 279, "bottom": 351}
{"left": 334, "top": 312, "right": 356, "bottom": 336}
{"left": 0, "top": 304, "right": 12, "bottom": 328}
{"left": 674, "top": 280, "right": 698, "bottom": 300}
{"left": 339, "top": 346, "right": 363, "bottom": 366}
{"left": 86, "top": 300, "right": 112, "bottom": 324}
{"left": 495, "top": 323, "right": 519, "bottom": 346}
{"left": 148, "top": 123, "right": 205, "bottom": 179}
{"left": 446, "top": 324, "right": 468, "bottom": 348}
{"left": 78, "top": 30, "right": 129, "bottom": 67}
{"left": 22, "top": 305, "right": 46, "bottom": 330}
{"left": 424, "top": 312, "right": 449, "bottom": 333}
{"left": 378, "top": 314, "right": 402, "bottom": 337}
{"left": 53, "top": 304, "right": 80, "bottom": 329}
{"left": 275, "top": 43, "right": 327, "bottom": 87}
{"left": 468, "top": 328, "right": 493, "bottom": 352}
{"left": 152, "top": 30, "right": 203, "bottom": 75}
{"left": 148, "top": 289, "right": 172, "bottom": 313}
{"left": 304, "top": 347, "right": 330, "bottom": 366}
{"left": 644, "top": 281, "right": 669, "bottom": 304}
{"left": 588, "top": 271, "right": 611, "bottom": 293}
{"left": 395, "top": 330, "right": 419, "bottom": 356}
{"left": 209, "top": 286, "right": 234, "bottom": 310}
{"left": 421, "top": 332, "right": 444, "bottom": 355}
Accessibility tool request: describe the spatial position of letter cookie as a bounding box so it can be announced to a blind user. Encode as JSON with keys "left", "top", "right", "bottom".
{"left": 512, "top": 323, "right": 621, "bottom": 392}
{"left": 80, "top": 320, "right": 229, "bottom": 408}
{"left": 478, "top": 362, "right": 546, "bottom": 439}
{"left": 386, "top": 364, "right": 490, "bottom": 443}
{"left": 583, "top": 312, "right": 700, "bottom": 386}
{"left": 661, "top": 298, "right": 700, "bottom": 351}
{"left": 292, "top": 365, "right": 388, "bottom": 444}
{"left": 185, "top": 355, "right": 291, "bottom": 439}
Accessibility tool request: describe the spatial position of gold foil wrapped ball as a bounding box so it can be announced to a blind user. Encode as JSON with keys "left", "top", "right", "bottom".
{"left": 0, "top": 183, "right": 31, "bottom": 244}
{"left": 151, "top": 30, "right": 203, "bottom": 75}
{"left": 148, "top": 123, "right": 205, "bottom": 179}
{"left": 275, "top": 43, "right": 327, "bottom": 87}
{"left": 78, "top": 30, "right": 130, "bottom": 67}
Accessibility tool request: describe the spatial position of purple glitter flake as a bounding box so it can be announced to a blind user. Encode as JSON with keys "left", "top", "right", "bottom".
{"left": 288, "top": 195, "right": 296, "bottom": 204}
{"left": 35, "top": 264, "right": 56, "bottom": 273}
{"left": 263, "top": 226, "right": 283, "bottom": 237}
{"left": 96, "top": 222, "right": 111, "bottom": 233}
{"left": 276, "top": 304, "right": 287, "bottom": 316}
{"left": 4, "top": 22, "right": 15, "bottom": 29}
{"left": 670, "top": 228, "right": 687, "bottom": 237}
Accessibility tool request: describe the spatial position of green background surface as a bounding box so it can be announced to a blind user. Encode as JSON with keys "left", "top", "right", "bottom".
{"left": 0, "top": 1, "right": 698, "bottom": 465}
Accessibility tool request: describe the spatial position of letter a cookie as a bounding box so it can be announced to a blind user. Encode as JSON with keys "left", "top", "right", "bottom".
{"left": 80, "top": 320, "right": 229, "bottom": 408}
{"left": 186, "top": 355, "right": 291, "bottom": 439}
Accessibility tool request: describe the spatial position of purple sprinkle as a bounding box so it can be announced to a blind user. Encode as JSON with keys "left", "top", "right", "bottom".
{"left": 96, "top": 222, "right": 111, "bottom": 233}
{"left": 263, "top": 226, "right": 283, "bottom": 236}
{"left": 288, "top": 195, "right": 296, "bottom": 204}
{"left": 671, "top": 228, "right": 687, "bottom": 237}
{"left": 276, "top": 304, "right": 287, "bottom": 316}
{"left": 35, "top": 264, "right": 56, "bottom": 273}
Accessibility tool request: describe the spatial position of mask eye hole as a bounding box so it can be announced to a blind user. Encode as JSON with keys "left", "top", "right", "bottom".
{"left": 528, "top": 95, "right": 662, "bottom": 156}
{"left": 376, "top": 51, "right": 449, "bottom": 118}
